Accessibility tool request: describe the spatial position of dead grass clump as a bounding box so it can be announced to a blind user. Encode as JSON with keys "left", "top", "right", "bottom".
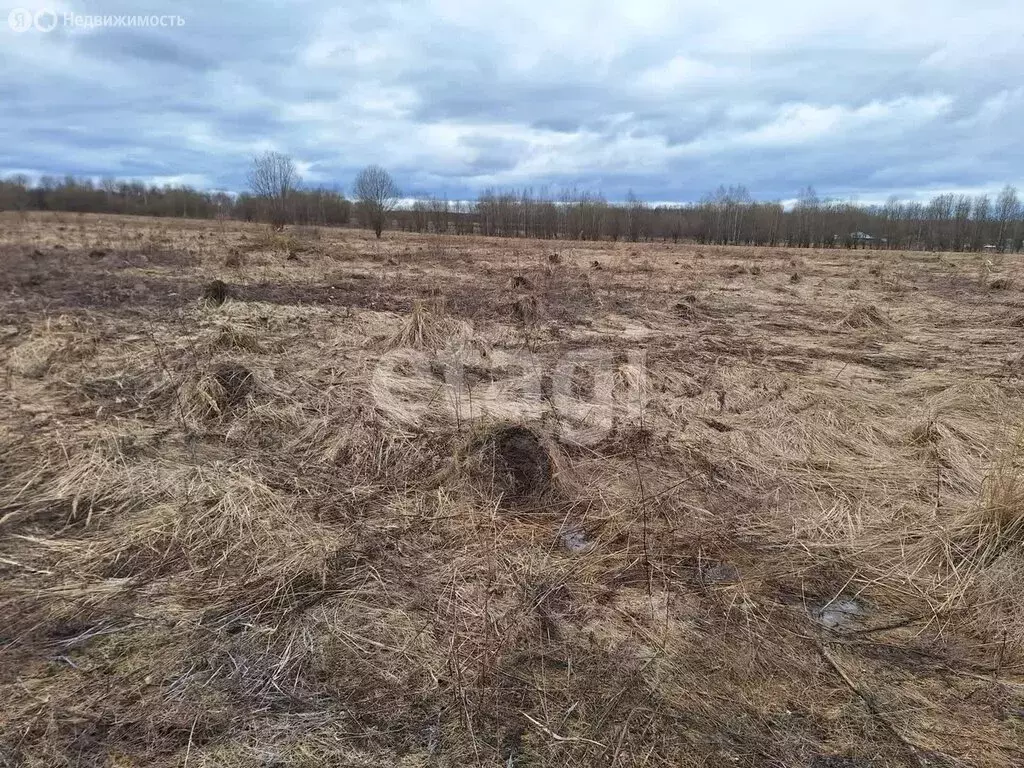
{"left": 951, "top": 432, "right": 1024, "bottom": 564}
{"left": 673, "top": 294, "right": 703, "bottom": 321}
{"left": 205, "top": 324, "right": 266, "bottom": 353}
{"left": 511, "top": 274, "right": 533, "bottom": 289}
{"left": 77, "top": 373, "right": 151, "bottom": 415}
{"left": 213, "top": 362, "right": 255, "bottom": 406}
{"left": 251, "top": 226, "right": 281, "bottom": 249}
{"left": 6, "top": 336, "right": 63, "bottom": 378}
{"left": 510, "top": 294, "right": 540, "bottom": 325}
{"left": 385, "top": 300, "right": 468, "bottom": 351}
{"left": 177, "top": 362, "right": 256, "bottom": 423}
{"left": 927, "top": 430, "right": 1024, "bottom": 654}
{"left": 838, "top": 303, "right": 891, "bottom": 330}
{"left": 907, "top": 418, "right": 940, "bottom": 451}
{"left": 5, "top": 452, "right": 344, "bottom": 626}
{"left": 202, "top": 279, "right": 230, "bottom": 306}
{"left": 247, "top": 225, "right": 299, "bottom": 252}
{"left": 468, "top": 423, "right": 556, "bottom": 507}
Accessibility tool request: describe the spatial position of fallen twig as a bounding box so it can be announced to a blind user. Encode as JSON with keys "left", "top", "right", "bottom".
{"left": 816, "top": 641, "right": 926, "bottom": 768}
{"left": 520, "top": 711, "right": 607, "bottom": 750}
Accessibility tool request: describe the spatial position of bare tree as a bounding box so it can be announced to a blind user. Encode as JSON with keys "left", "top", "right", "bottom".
{"left": 952, "top": 194, "right": 973, "bottom": 251}
{"left": 247, "top": 151, "right": 299, "bottom": 228}
{"left": 794, "top": 186, "right": 820, "bottom": 247}
{"left": 354, "top": 165, "right": 400, "bottom": 238}
{"left": 995, "top": 185, "right": 1020, "bottom": 252}
{"left": 971, "top": 194, "right": 990, "bottom": 251}
{"left": 624, "top": 190, "right": 647, "bottom": 242}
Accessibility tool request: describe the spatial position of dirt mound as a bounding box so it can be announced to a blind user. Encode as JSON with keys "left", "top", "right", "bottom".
{"left": 475, "top": 424, "right": 554, "bottom": 505}
{"left": 510, "top": 274, "right": 533, "bottom": 289}
{"left": 212, "top": 362, "right": 255, "bottom": 406}
{"left": 673, "top": 294, "right": 703, "bottom": 321}
{"left": 202, "top": 279, "right": 230, "bottom": 306}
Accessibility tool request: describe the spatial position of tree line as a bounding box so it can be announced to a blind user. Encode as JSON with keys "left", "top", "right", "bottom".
{"left": 2, "top": 155, "right": 1022, "bottom": 252}
{"left": 410, "top": 184, "right": 1023, "bottom": 252}
{"left": 0, "top": 170, "right": 352, "bottom": 226}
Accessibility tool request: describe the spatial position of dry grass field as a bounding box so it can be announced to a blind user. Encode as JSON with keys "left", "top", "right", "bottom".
{"left": 2, "top": 211, "right": 1024, "bottom": 767}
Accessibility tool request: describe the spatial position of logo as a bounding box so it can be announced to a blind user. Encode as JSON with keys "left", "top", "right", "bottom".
{"left": 370, "top": 336, "right": 650, "bottom": 446}
{"left": 7, "top": 7, "right": 57, "bottom": 32}
{"left": 34, "top": 8, "right": 57, "bottom": 31}
{"left": 7, "top": 9, "right": 186, "bottom": 32}
{"left": 7, "top": 7, "right": 35, "bottom": 32}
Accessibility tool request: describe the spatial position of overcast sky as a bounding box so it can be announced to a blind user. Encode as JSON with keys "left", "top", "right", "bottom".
{"left": 3, "top": 0, "right": 1023, "bottom": 203}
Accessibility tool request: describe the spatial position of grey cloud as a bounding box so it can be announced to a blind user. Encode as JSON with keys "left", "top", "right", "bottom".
{"left": 72, "top": 28, "right": 216, "bottom": 71}
{"left": 2, "top": 0, "right": 1022, "bottom": 202}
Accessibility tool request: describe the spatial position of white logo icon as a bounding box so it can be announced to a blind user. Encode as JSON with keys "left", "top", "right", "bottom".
{"left": 8, "top": 8, "right": 35, "bottom": 32}
{"left": 8, "top": 7, "right": 58, "bottom": 32}
{"left": 34, "top": 8, "right": 57, "bottom": 31}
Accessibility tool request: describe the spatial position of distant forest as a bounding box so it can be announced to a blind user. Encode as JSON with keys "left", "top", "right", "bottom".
{"left": 2, "top": 173, "right": 1022, "bottom": 252}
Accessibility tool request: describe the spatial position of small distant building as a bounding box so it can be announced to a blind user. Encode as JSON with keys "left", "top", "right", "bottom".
{"left": 835, "top": 231, "right": 882, "bottom": 249}
{"left": 833, "top": 232, "right": 882, "bottom": 248}
{"left": 982, "top": 241, "right": 1019, "bottom": 252}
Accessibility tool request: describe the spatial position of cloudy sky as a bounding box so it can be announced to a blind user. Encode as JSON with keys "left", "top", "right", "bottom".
{"left": 3, "top": 0, "right": 1023, "bottom": 203}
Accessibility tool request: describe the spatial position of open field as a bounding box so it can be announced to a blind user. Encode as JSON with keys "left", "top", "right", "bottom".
{"left": 2, "top": 211, "right": 1024, "bottom": 767}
